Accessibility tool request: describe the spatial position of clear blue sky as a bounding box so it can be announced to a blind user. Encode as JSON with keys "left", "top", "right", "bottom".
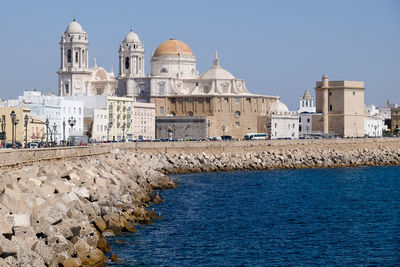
{"left": 0, "top": 0, "right": 399, "bottom": 109}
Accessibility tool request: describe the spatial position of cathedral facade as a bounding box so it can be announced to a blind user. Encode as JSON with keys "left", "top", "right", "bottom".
{"left": 58, "top": 20, "right": 280, "bottom": 139}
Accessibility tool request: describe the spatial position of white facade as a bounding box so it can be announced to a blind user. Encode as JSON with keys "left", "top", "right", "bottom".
{"left": 364, "top": 116, "right": 384, "bottom": 137}
{"left": 298, "top": 88, "right": 316, "bottom": 113}
{"left": 6, "top": 91, "right": 83, "bottom": 142}
{"left": 298, "top": 89, "right": 316, "bottom": 136}
{"left": 299, "top": 113, "right": 313, "bottom": 135}
{"left": 117, "top": 30, "right": 146, "bottom": 98}
{"left": 132, "top": 102, "right": 155, "bottom": 140}
{"left": 92, "top": 109, "right": 108, "bottom": 141}
{"left": 268, "top": 100, "right": 299, "bottom": 139}
{"left": 365, "top": 104, "right": 379, "bottom": 116}
{"left": 58, "top": 20, "right": 117, "bottom": 97}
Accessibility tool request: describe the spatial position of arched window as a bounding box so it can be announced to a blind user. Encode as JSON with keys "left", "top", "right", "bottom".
{"left": 170, "top": 111, "right": 176, "bottom": 116}
{"left": 75, "top": 51, "right": 79, "bottom": 63}
{"left": 160, "top": 68, "right": 168, "bottom": 73}
{"left": 125, "top": 57, "right": 130, "bottom": 70}
{"left": 67, "top": 49, "right": 72, "bottom": 63}
{"left": 188, "top": 111, "right": 193, "bottom": 117}
{"left": 65, "top": 83, "right": 69, "bottom": 94}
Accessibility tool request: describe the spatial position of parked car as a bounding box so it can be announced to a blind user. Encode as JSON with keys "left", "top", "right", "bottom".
{"left": 220, "top": 135, "right": 233, "bottom": 141}
{"left": 5, "top": 142, "right": 22, "bottom": 149}
{"left": 28, "top": 142, "right": 39, "bottom": 148}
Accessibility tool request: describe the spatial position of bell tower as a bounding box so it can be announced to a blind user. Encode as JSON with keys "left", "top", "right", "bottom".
{"left": 117, "top": 29, "right": 145, "bottom": 97}
{"left": 58, "top": 19, "right": 91, "bottom": 96}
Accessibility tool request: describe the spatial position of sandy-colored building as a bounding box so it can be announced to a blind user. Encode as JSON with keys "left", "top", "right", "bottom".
{"left": 107, "top": 96, "right": 155, "bottom": 141}
{"left": 391, "top": 108, "right": 400, "bottom": 130}
{"left": 312, "top": 75, "right": 365, "bottom": 137}
{"left": 0, "top": 107, "right": 46, "bottom": 145}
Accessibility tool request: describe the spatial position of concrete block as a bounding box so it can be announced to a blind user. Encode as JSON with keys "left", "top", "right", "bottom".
{"left": 0, "top": 234, "right": 17, "bottom": 257}
{"left": 62, "top": 192, "right": 78, "bottom": 204}
{"left": 72, "top": 187, "right": 89, "bottom": 199}
{"left": 0, "top": 216, "right": 13, "bottom": 235}
{"left": 12, "top": 213, "right": 31, "bottom": 227}
{"left": 32, "top": 240, "right": 56, "bottom": 266}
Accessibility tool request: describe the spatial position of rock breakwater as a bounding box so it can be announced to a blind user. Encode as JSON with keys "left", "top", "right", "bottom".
{"left": 0, "top": 144, "right": 400, "bottom": 266}
{"left": 0, "top": 150, "right": 176, "bottom": 266}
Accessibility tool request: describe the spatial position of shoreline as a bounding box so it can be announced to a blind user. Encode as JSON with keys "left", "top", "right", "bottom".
{"left": 0, "top": 140, "right": 399, "bottom": 266}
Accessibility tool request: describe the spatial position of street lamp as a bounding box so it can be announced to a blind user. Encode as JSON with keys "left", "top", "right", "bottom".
{"left": 1, "top": 115, "right": 6, "bottom": 148}
{"left": 222, "top": 125, "right": 226, "bottom": 137}
{"left": 121, "top": 123, "right": 126, "bottom": 142}
{"left": 107, "top": 121, "right": 113, "bottom": 142}
{"left": 10, "top": 111, "right": 18, "bottom": 148}
{"left": 207, "top": 120, "right": 212, "bottom": 139}
{"left": 24, "top": 114, "right": 29, "bottom": 148}
{"left": 68, "top": 117, "right": 76, "bottom": 131}
{"left": 63, "top": 119, "right": 66, "bottom": 145}
{"left": 53, "top": 123, "right": 57, "bottom": 145}
{"left": 45, "top": 118, "right": 49, "bottom": 145}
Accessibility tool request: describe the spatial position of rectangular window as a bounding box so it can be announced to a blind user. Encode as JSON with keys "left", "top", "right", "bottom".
{"left": 329, "top": 105, "right": 332, "bottom": 111}
{"left": 235, "top": 98, "right": 240, "bottom": 104}
{"left": 235, "top": 122, "right": 240, "bottom": 126}
{"left": 299, "top": 118, "right": 301, "bottom": 122}
{"left": 160, "top": 107, "right": 164, "bottom": 114}
{"left": 188, "top": 98, "right": 193, "bottom": 104}
{"left": 353, "top": 91, "right": 356, "bottom": 96}
{"left": 307, "top": 118, "right": 310, "bottom": 123}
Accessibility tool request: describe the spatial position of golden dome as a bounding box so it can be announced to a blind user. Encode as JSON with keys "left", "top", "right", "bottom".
{"left": 154, "top": 38, "right": 193, "bottom": 57}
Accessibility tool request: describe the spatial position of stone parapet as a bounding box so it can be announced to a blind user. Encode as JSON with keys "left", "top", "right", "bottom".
{"left": 1, "top": 138, "right": 400, "bottom": 169}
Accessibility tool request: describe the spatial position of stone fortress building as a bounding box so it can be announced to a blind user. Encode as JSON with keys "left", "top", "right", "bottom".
{"left": 312, "top": 74, "right": 365, "bottom": 137}
{"left": 57, "top": 20, "right": 289, "bottom": 139}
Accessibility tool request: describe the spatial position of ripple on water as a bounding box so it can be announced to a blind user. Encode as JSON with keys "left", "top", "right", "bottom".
{"left": 107, "top": 166, "right": 400, "bottom": 266}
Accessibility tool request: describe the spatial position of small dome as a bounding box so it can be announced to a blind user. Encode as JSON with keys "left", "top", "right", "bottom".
{"left": 154, "top": 39, "right": 193, "bottom": 57}
{"left": 200, "top": 52, "right": 235, "bottom": 80}
{"left": 124, "top": 30, "right": 140, "bottom": 42}
{"left": 269, "top": 100, "right": 289, "bottom": 113}
{"left": 66, "top": 20, "right": 84, "bottom": 33}
{"left": 201, "top": 67, "right": 235, "bottom": 80}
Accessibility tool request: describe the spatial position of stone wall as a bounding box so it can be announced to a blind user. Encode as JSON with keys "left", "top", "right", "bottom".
{"left": 1, "top": 138, "right": 400, "bottom": 169}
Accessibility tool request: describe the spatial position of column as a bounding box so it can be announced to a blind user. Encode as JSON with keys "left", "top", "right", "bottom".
{"left": 119, "top": 56, "right": 122, "bottom": 76}
{"left": 61, "top": 47, "right": 64, "bottom": 69}
{"left": 322, "top": 88, "right": 329, "bottom": 134}
{"left": 79, "top": 48, "right": 82, "bottom": 68}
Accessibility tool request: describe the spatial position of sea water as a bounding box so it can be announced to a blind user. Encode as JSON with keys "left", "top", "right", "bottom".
{"left": 108, "top": 166, "right": 400, "bottom": 266}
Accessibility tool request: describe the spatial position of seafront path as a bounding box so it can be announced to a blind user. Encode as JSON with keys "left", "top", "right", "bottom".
{"left": 1, "top": 137, "right": 400, "bottom": 169}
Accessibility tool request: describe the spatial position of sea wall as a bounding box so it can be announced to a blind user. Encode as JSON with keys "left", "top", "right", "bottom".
{"left": 1, "top": 138, "right": 400, "bottom": 169}
{"left": 0, "top": 139, "right": 400, "bottom": 266}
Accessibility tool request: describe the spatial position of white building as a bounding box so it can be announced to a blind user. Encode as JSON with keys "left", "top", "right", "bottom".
{"left": 298, "top": 89, "right": 316, "bottom": 136}
{"left": 7, "top": 91, "right": 83, "bottom": 142}
{"left": 364, "top": 116, "right": 384, "bottom": 137}
{"left": 132, "top": 102, "right": 156, "bottom": 140}
{"left": 365, "top": 104, "right": 379, "bottom": 116}
{"left": 58, "top": 20, "right": 117, "bottom": 97}
{"left": 65, "top": 95, "right": 155, "bottom": 141}
{"left": 268, "top": 100, "right": 299, "bottom": 139}
{"left": 298, "top": 89, "right": 315, "bottom": 113}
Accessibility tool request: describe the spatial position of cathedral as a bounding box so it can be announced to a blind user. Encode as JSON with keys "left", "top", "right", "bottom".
{"left": 58, "top": 20, "right": 280, "bottom": 138}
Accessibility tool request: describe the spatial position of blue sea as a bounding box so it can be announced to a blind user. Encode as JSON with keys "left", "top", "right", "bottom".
{"left": 107, "top": 166, "right": 400, "bottom": 266}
